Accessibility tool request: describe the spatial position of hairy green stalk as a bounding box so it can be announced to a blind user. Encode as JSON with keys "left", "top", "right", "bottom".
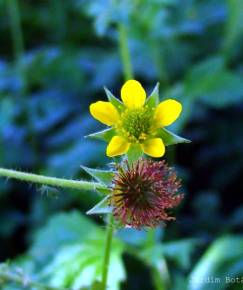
{"left": 99, "top": 19, "right": 134, "bottom": 290}
{"left": 0, "top": 168, "right": 106, "bottom": 192}
{"left": 101, "top": 215, "right": 114, "bottom": 290}
{"left": 118, "top": 24, "right": 134, "bottom": 80}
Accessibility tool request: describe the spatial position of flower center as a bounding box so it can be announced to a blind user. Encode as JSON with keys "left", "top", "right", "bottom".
{"left": 117, "top": 107, "right": 154, "bottom": 143}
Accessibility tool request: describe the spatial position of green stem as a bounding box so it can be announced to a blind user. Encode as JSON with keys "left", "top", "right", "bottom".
{"left": 7, "top": 0, "right": 40, "bottom": 159}
{"left": 101, "top": 214, "right": 114, "bottom": 290}
{"left": 102, "top": 23, "right": 134, "bottom": 282}
{"left": 0, "top": 168, "right": 106, "bottom": 192}
{"left": 118, "top": 24, "right": 133, "bottom": 80}
{"left": 6, "top": 0, "right": 24, "bottom": 65}
{"left": 49, "top": 0, "right": 67, "bottom": 42}
{"left": 6, "top": 0, "right": 27, "bottom": 94}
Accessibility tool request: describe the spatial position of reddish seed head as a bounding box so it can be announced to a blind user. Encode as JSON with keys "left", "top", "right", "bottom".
{"left": 110, "top": 159, "right": 183, "bottom": 228}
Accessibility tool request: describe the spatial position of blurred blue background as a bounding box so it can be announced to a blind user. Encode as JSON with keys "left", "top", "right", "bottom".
{"left": 0, "top": 1, "right": 243, "bottom": 290}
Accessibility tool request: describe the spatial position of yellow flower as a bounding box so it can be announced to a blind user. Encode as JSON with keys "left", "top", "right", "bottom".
{"left": 89, "top": 80, "right": 182, "bottom": 158}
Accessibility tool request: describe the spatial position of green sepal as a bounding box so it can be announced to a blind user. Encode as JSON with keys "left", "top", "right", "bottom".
{"left": 81, "top": 166, "right": 114, "bottom": 186}
{"left": 85, "top": 128, "right": 116, "bottom": 142}
{"left": 127, "top": 144, "right": 144, "bottom": 164}
{"left": 97, "top": 187, "right": 112, "bottom": 195}
{"left": 157, "top": 128, "right": 191, "bottom": 146}
{"left": 145, "top": 83, "right": 160, "bottom": 108}
{"left": 86, "top": 195, "right": 113, "bottom": 215}
{"left": 104, "top": 87, "right": 125, "bottom": 112}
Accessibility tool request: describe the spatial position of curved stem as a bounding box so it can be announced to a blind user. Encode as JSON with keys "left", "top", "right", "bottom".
{"left": 0, "top": 168, "right": 106, "bottom": 192}
{"left": 101, "top": 214, "right": 114, "bottom": 290}
{"left": 118, "top": 24, "right": 133, "bottom": 81}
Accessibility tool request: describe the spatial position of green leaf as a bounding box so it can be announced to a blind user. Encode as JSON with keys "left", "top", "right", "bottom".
{"left": 41, "top": 234, "right": 125, "bottom": 290}
{"left": 185, "top": 57, "right": 243, "bottom": 108}
{"left": 139, "top": 243, "right": 170, "bottom": 290}
{"left": 81, "top": 166, "right": 114, "bottom": 186}
{"left": 199, "top": 71, "right": 243, "bottom": 108}
{"left": 146, "top": 83, "right": 160, "bottom": 108}
{"left": 157, "top": 128, "right": 191, "bottom": 146}
{"left": 163, "top": 239, "right": 199, "bottom": 270}
{"left": 188, "top": 235, "right": 243, "bottom": 290}
{"left": 30, "top": 211, "right": 101, "bottom": 265}
{"left": 104, "top": 87, "right": 125, "bottom": 112}
{"left": 86, "top": 128, "right": 116, "bottom": 142}
{"left": 223, "top": 0, "right": 243, "bottom": 57}
{"left": 86, "top": 195, "right": 112, "bottom": 215}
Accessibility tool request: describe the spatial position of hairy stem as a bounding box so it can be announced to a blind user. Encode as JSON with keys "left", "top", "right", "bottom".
{"left": 101, "top": 215, "right": 114, "bottom": 290}
{"left": 0, "top": 168, "right": 106, "bottom": 192}
{"left": 118, "top": 24, "right": 133, "bottom": 80}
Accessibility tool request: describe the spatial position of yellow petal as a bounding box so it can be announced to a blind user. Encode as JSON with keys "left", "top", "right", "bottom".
{"left": 90, "top": 101, "right": 119, "bottom": 126}
{"left": 121, "top": 80, "right": 146, "bottom": 108}
{"left": 141, "top": 138, "right": 165, "bottom": 158}
{"left": 106, "top": 136, "right": 130, "bottom": 157}
{"left": 154, "top": 99, "right": 182, "bottom": 127}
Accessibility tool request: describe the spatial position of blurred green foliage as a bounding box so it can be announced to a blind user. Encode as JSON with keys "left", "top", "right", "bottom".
{"left": 0, "top": 0, "right": 243, "bottom": 289}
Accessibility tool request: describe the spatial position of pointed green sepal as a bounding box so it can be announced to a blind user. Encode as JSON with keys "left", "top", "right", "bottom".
{"left": 85, "top": 128, "right": 116, "bottom": 142}
{"left": 81, "top": 166, "right": 114, "bottom": 186}
{"left": 157, "top": 128, "right": 191, "bottom": 146}
{"left": 146, "top": 83, "right": 160, "bottom": 108}
{"left": 127, "top": 144, "right": 144, "bottom": 164}
{"left": 104, "top": 87, "right": 125, "bottom": 112}
{"left": 86, "top": 195, "right": 113, "bottom": 215}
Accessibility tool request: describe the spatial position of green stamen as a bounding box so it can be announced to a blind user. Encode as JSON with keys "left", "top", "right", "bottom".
{"left": 117, "top": 106, "right": 155, "bottom": 143}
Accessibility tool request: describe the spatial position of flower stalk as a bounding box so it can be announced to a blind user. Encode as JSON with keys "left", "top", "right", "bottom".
{"left": 118, "top": 24, "right": 133, "bottom": 81}
{"left": 0, "top": 168, "right": 106, "bottom": 192}
{"left": 101, "top": 214, "right": 115, "bottom": 290}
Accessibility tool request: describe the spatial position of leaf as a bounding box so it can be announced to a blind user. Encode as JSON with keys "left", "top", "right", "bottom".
{"left": 157, "top": 128, "right": 191, "bottom": 146}
{"left": 104, "top": 87, "right": 125, "bottom": 112}
{"left": 185, "top": 56, "right": 243, "bottom": 108}
{"left": 146, "top": 83, "right": 160, "bottom": 108}
{"left": 86, "top": 195, "right": 113, "bottom": 215}
{"left": 163, "top": 239, "right": 199, "bottom": 270}
{"left": 40, "top": 234, "right": 125, "bottom": 290}
{"left": 30, "top": 211, "right": 100, "bottom": 265}
{"left": 81, "top": 166, "right": 114, "bottom": 186}
{"left": 223, "top": 0, "right": 243, "bottom": 57}
{"left": 139, "top": 243, "right": 170, "bottom": 290}
{"left": 188, "top": 235, "right": 243, "bottom": 290}
{"left": 86, "top": 128, "right": 116, "bottom": 142}
{"left": 29, "top": 211, "right": 125, "bottom": 289}
{"left": 199, "top": 71, "right": 243, "bottom": 108}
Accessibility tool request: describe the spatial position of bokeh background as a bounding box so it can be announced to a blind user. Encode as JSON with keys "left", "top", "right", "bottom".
{"left": 0, "top": 0, "right": 243, "bottom": 289}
